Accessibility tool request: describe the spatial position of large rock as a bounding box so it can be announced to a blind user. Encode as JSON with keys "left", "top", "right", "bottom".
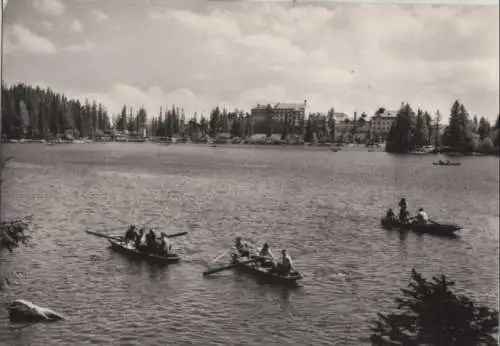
{"left": 8, "top": 299, "right": 64, "bottom": 323}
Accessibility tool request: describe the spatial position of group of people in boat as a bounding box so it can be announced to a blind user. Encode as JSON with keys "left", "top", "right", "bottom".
{"left": 233, "top": 237, "right": 295, "bottom": 275}
{"left": 385, "top": 198, "right": 430, "bottom": 225}
{"left": 123, "top": 225, "right": 172, "bottom": 256}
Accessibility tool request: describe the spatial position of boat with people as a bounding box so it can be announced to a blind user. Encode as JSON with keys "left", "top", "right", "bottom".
{"left": 380, "top": 218, "right": 461, "bottom": 236}
{"left": 85, "top": 226, "right": 187, "bottom": 265}
{"left": 382, "top": 200, "right": 461, "bottom": 237}
{"left": 229, "top": 252, "right": 303, "bottom": 285}
{"left": 433, "top": 160, "right": 461, "bottom": 166}
{"left": 202, "top": 238, "right": 303, "bottom": 286}
{"left": 107, "top": 238, "right": 180, "bottom": 264}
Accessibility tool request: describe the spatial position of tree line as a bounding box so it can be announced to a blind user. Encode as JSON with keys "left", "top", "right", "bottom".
{"left": 2, "top": 83, "right": 499, "bottom": 151}
{"left": 2, "top": 83, "right": 111, "bottom": 140}
{"left": 386, "top": 100, "right": 500, "bottom": 154}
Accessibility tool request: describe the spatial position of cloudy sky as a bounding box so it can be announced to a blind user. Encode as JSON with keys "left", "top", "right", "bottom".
{"left": 2, "top": 0, "right": 499, "bottom": 121}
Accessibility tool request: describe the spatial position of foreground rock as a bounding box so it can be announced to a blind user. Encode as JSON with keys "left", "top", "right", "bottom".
{"left": 8, "top": 299, "right": 64, "bottom": 323}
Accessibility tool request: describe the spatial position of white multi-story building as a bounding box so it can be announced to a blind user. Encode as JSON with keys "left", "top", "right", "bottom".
{"left": 250, "top": 100, "right": 307, "bottom": 134}
{"left": 370, "top": 110, "right": 398, "bottom": 138}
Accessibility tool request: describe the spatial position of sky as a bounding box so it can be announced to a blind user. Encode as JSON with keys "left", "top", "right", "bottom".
{"left": 2, "top": 0, "right": 499, "bottom": 122}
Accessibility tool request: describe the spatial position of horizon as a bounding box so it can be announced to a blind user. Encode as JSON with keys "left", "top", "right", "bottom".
{"left": 2, "top": 0, "right": 499, "bottom": 123}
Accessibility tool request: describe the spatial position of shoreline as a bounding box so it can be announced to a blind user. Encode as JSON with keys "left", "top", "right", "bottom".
{"left": 3, "top": 139, "right": 497, "bottom": 156}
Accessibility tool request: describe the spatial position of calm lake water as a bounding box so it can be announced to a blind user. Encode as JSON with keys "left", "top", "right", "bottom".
{"left": 1, "top": 143, "right": 498, "bottom": 346}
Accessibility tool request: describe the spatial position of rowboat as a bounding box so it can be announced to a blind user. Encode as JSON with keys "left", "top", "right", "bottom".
{"left": 433, "top": 161, "right": 461, "bottom": 166}
{"left": 380, "top": 218, "right": 461, "bottom": 236}
{"left": 107, "top": 238, "right": 180, "bottom": 265}
{"left": 230, "top": 254, "right": 303, "bottom": 286}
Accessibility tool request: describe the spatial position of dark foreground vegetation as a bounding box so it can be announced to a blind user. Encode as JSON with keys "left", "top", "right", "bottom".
{"left": 370, "top": 269, "right": 498, "bottom": 346}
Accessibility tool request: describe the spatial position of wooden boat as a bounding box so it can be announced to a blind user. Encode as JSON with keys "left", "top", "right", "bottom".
{"left": 107, "top": 238, "right": 180, "bottom": 265}
{"left": 380, "top": 218, "right": 461, "bottom": 236}
{"left": 433, "top": 161, "right": 461, "bottom": 166}
{"left": 230, "top": 254, "right": 303, "bottom": 285}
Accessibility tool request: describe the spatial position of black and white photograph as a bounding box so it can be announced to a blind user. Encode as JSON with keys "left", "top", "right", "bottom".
{"left": 1, "top": 0, "right": 499, "bottom": 345}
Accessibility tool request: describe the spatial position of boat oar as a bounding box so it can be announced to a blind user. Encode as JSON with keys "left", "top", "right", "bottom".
{"left": 202, "top": 258, "right": 260, "bottom": 276}
{"left": 211, "top": 248, "right": 233, "bottom": 263}
{"left": 165, "top": 231, "right": 188, "bottom": 239}
{"left": 85, "top": 230, "right": 122, "bottom": 240}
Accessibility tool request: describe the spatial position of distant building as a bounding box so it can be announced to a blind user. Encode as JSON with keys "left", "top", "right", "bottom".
{"left": 250, "top": 100, "right": 307, "bottom": 134}
{"left": 370, "top": 110, "right": 398, "bottom": 140}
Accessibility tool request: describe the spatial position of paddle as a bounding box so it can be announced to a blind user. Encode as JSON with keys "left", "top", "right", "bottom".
{"left": 210, "top": 248, "right": 233, "bottom": 264}
{"left": 85, "top": 230, "right": 122, "bottom": 241}
{"left": 202, "top": 258, "right": 260, "bottom": 276}
{"left": 165, "top": 231, "right": 188, "bottom": 239}
{"left": 85, "top": 230, "right": 187, "bottom": 240}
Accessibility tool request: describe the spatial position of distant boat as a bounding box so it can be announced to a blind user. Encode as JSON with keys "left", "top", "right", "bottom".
{"left": 381, "top": 218, "right": 461, "bottom": 237}
{"left": 433, "top": 161, "right": 461, "bottom": 166}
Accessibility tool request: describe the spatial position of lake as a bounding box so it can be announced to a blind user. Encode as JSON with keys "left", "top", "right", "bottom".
{"left": 1, "top": 143, "right": 498, "bottom": 346}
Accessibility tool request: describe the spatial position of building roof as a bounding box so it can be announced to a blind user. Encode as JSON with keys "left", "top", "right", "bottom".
{"left": 373, "top": 110, "right": 398, "bottom": 118}
{"left": 253, "top": 102, "right": 306, "bottom": 111}
{"left": 275, "top": 102, "right": 305, "bottom": 110}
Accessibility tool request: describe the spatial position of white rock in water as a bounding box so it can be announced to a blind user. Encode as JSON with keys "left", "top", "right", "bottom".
{"left": 8, "top": 299, "right": 64, "bottom": 322}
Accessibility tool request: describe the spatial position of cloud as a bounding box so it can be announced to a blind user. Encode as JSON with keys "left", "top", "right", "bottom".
{"left": 70, "top": 20, "right": 83, "bottom": 32}
{"left": 91, "top": 9, "right": 110, "bottom": 22}
{"left": 3, "top": 3, "right": 499, "bottom": 123}
{"left": 33, "top": 0, "right": 65, "bottom": 16}
{"left": 4, "top": 25, "right": 57, "bottom": 55}
{"left": 151, "top": 9, "right": 242, "bottom": 39}
{"left": 57, "top": 83, "right": 214, "bottom": 119}
{"left": 66, "top": 40, "right": 95, "bottom": 52}
{"left": 42, "top": 21, "right": 55, "bottom": 30}
{"left": 69, "top": 42, "right": 94, "bottom": 52}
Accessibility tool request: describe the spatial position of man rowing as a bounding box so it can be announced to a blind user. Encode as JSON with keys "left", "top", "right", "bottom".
{"left": 416, "top": 208, "right": 429, "bottom": 225}
{"left": 158, "top": 232, "right": 172, "bottom": 256}
{"left": 385, "top": 208, "right": 396, "bottom": 222}
{"left": 275, "top": 249, "right": 294, "bottom": 275}
{"left": 256, "top": 243, "right": 275, "bottom": 268}
{"left": 124, "top": 225, "right": 138, "bottom": 244}
{"left": 135, "top": 228, "right": 147, "bottom": 251}
{"left": 235, "top": 237, "right": 251, "bottom": 257}
{"left": 145, "top": 229, "right": 158, "bottom": 253}
{"left": 398, "top": 198, "right": 410, "bottom": 224}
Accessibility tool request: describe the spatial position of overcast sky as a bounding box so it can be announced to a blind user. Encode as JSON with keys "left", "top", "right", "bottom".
{"left": 2, "top": 0, "right": 499, "bottom": 121}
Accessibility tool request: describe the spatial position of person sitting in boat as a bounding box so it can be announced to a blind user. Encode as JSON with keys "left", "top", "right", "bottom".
{"left": 145, "top": 229, "right": 158, "bottom": 253}
{"left": 256, "top": 243, "right": 275, "bottom": 268}
{"left": 276, "top": 249, "right": 293, "bottom": 275}
{"left": 416, "top": 208, "right": 429, "bottom": 225}
{"left": 235, "top": 237, "right": 251, "bottom": 258}
{"left": 135, "top": 228, "right": 147, "bottom": 249}
{"left": 158, "top": 232, "right": 172, "bottom": 256}
{"left": 385, "top": 208, "right": 396, "bottom": 222}
{"left": 398, "top": 198, "right": 409, "bottom": 223}
{"left": 124, "top": 225, "right": 137, "bottom": 244}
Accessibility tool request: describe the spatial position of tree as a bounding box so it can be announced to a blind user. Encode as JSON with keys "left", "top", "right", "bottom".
{"left": 1, "top": 157, "right": 32, "bottom": 290}
{"left": 281, "top": 113, "right": 290, "bottom": 140}
{"left": 304, "top": 118, "right": 314, "bottom": 143}
{"left": 385, "top": 103, "right": 416, "bottom": 153}
{"left": 209, "top": 107, "right": 220, "bottom": 138}
{"left": 327, "top": 108, "right": 336, "bottom": 142}
{"left": 442, "top": 100, "right": 475, "bottom": 152}
{"left": 230, "top": 117, "right": 242, "bottom": 138}
{"left": 264, "top": 104, "right": 274, "bottom": 137}
{"left": 370, "top": 269, "right": 498, "bottom": 346}
{"left": 477, "top": 117, "right": 492, "bottom": 141}
{"left": 413, "top": 109, "right": 428, "bottom": 147}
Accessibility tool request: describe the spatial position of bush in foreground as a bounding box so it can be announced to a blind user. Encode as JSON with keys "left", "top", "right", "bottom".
{"left": 370, "top": 269, "right": 498, "bottom": 346}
